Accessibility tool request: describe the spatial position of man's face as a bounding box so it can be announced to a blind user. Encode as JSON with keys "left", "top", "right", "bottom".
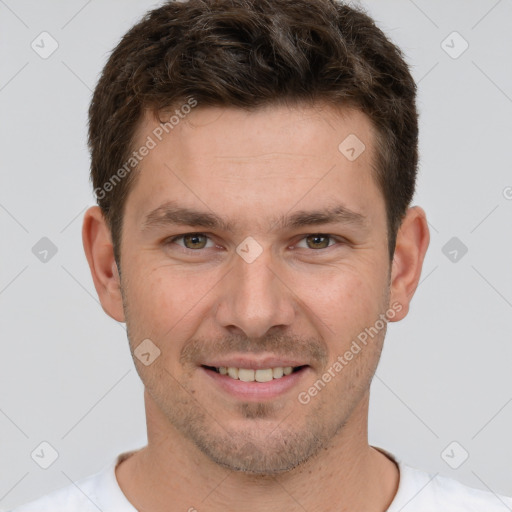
{"left": 118, "top": 103, "right": 393, "bottom": 473}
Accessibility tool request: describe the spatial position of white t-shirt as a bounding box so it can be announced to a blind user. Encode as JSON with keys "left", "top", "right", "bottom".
{"left": 10, "top": 447, "right": 512, "bottom": 511}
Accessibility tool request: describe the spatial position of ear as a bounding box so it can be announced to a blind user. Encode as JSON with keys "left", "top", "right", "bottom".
{"left": 82, "top": 206, "right": 125, "bottom": 322}
{"left": 388, "top": 206, "right": 430, "bottom": 322}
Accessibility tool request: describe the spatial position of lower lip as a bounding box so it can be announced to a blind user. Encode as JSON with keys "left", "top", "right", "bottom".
{"left": 201, "top": 366, "right": 310, "bottom": 401}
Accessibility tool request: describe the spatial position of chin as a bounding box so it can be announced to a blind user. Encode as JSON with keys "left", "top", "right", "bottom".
{"left": 191, "top": 425, "right": 325, "bottom": 475}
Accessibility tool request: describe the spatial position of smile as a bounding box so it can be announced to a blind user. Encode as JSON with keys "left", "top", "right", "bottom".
{"left": 208, "top": 366, "right": 305, "bottom": 382}
{"left": 200, "top": 361, "right": 311, "bottom": 400}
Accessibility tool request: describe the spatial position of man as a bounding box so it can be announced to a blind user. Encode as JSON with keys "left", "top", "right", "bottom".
{"left": 12, "top": 0, "right": 512, "bottom": 510}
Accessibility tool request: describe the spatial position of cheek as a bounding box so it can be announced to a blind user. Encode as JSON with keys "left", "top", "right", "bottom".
{"left": 291, "top": 263, "right": 388, "bottom": 356}
{"left": 128, "top": 267, "right": 169, "bottom": 321}
{"left": 123, "top": 261, "right": 219, "bottom": 342}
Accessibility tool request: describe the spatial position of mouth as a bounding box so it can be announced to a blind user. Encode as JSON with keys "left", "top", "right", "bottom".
{"left": 202, "top": 365, "right": 307, "bottom": 382}
{"left": 200, "top": 363, "right": 311, "bottom": 401}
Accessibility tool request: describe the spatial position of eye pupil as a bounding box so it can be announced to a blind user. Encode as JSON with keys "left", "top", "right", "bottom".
{"left": 184, "top": 233, "right": 207, "bottom": 249}
{"left": 307, "top": 234, "right": 330, "bottom": 249}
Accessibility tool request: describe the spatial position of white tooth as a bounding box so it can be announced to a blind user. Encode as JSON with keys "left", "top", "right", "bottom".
{"left": 219, "top": 367, "right": 227, "bottom": 375}
{"left": 238, "top": 368, "right": 255, "bottom": 382}
{"left": 283, "top": 366, "right": 293, "bottom": 375}
{"left": 272, "top": 367, "right": 284, "bottom": 379}
{"left": 227, "top": 367, "right": 239, "bottom": 379}
{"left": 255, "top": 369, "right": 273, "bottom": 382}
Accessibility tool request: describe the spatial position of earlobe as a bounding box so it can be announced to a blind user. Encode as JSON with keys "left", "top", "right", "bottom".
{"left": 82, "top": 206, "right": 125, "bottom": 322}
{"left": 389, "top": 206, "right": 430, "bottom": 322}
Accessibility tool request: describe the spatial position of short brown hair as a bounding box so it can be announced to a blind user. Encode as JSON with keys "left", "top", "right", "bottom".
{"left": 88, "top": 0, "right": 418, "bottom": 267}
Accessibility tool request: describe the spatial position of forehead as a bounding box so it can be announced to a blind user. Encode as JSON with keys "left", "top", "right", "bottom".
{"left": 125, "top": 102, "right": 383, "bottom": 229}
{"left": 136, "top": 102, "right": 374, "bottom": 161}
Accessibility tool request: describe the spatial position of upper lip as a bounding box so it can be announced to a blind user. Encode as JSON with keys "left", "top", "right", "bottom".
{"left": 201, "top": 356, "right": 309, "bottom": 370}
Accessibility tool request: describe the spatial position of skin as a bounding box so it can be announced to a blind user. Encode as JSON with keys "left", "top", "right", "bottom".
{"left": 83, "top": 102, "right": 430, "bottom": 512}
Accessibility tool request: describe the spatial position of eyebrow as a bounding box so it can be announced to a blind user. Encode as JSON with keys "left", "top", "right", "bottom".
{"left": 141, "top": 201, "right": 367, "bottom": 233}
{"left": 279, "top": 206, "right": 367, "bottom": 230}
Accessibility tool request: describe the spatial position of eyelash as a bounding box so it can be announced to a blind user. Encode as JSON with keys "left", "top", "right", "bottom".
{"left": 165, "top": 232, "right": 346, "bottom": 253}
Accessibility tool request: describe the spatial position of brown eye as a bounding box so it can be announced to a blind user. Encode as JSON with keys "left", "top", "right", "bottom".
{"left": 304, "top": 234, "right": 332, "bottom": 249}
{"left": 182, "top": 233, "right": 208, "bottom": 249}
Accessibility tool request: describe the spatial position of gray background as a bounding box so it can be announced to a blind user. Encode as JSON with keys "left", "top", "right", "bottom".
{"left": 1, "top": 0, "right": 511, "bottom": 509}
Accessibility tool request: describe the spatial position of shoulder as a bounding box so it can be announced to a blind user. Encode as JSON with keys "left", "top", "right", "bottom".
{"left": 10, "top": 472, "right": 106, "bottom": 512}
{"left": 10, "top": 451, "right": 138, "bottom": 512}
{"left": 390, "top": 460, "right": 512, "bottom": 511}
{"left": 10, "top": 481, "right": 98, "bottom": 511}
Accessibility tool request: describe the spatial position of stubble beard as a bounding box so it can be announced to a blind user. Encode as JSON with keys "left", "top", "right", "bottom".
{"left": 121, "top": 280, "right": 390, "bottom": 475}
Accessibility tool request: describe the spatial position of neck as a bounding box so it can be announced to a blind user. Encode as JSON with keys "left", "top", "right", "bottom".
{"left": 116, "top": 392, "right": 399, "bottom": 512}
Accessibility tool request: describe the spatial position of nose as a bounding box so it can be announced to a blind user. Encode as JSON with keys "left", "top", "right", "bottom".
{"left": 214, "top": 247, "right": 296, "bottom": 339}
